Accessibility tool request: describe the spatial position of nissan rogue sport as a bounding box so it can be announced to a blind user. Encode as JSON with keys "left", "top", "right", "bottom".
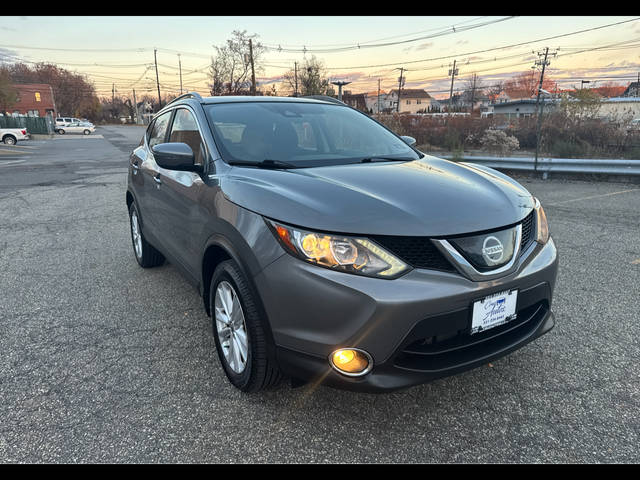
{"left": 126, "top": 92, "right": 558, "bottom": 393}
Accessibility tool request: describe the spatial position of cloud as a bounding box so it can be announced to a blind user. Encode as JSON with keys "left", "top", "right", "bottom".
{"left": 415, "top": 42, "right": 433, "bottom": 51}
{"left": 0, "top": 47, "right": 20, "bottom": 61}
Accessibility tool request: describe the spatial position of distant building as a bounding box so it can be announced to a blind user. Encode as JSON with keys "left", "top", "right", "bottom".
{"left": 491, "top": 99, "right": 557, "bottom": 120}
{"left": 621, "top": 81, "right": 640, "bottom": 98}
{"left": 341, "top": 91, "right": 367, "bottom": 112}
{"left": 364, "top": 91, "right": 393, "bottom": 114}
{"left": 388, "top": 89, "right": 439, "bottom": 113}
{"left": 596, "top": 97, "right": 640, "bottom": 122}
{"left": 491, "top": 96, "right": 640, "bottom": 123}
{"left": 8, "top": 84, "right": 57, "bottom": 118}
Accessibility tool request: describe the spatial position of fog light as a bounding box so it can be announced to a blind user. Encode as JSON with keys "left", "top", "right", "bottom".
{"left": 329, "top": 348, "right": 373, "bottom": 376}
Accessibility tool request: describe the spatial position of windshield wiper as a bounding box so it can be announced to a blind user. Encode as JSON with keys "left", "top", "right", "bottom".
{"left": 359, "top": 157, "right": 415, "bottom": 163}
{"left": 228, "top": 159, "right": 299, "bottom": 169}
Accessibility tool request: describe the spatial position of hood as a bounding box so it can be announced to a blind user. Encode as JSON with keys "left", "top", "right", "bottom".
{"left": 220, "top": 156, "right": 535, "bottom": 237}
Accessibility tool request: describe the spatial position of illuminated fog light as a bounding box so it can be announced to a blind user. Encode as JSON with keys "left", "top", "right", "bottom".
{"left": 329, "top": 348, "right": 373, "bottom": 376}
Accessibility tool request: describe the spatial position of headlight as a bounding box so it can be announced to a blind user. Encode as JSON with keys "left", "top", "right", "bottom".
{"left": 266, "top": 219, "right": 410, "bottom": 279}
{"left": 534, "top": 197, "right": 549, "bottom": 244}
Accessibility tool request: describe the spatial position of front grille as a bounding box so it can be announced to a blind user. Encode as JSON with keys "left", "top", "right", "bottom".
{"left": 371, "top": 210, "right": 536, "bottom": 274}
{"left": 519, "top": 210, "right": 535, "bottom": 254}
{"left": 370, "top": 235, "right": 456, "bottom": 272}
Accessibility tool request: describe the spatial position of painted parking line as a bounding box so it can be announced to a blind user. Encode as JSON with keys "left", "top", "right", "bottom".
{"left": 0, "top": 149, "right": 31, "bottom": 155}
{"left": 53, "top": 135, "right": 104, "bottom": 139}
{"left": 0, "top": 158, "right": 27, "bottom": 166}
{"left": 549, "top": 188, "right": 640, "bottom": 206}
{"left": 0, "top": 144, "right": 36, "bottom": 150}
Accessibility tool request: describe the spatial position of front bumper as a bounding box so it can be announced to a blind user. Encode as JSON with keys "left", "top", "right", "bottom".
{"left": 253, "top": 237, "right": 558, "bottom": 392}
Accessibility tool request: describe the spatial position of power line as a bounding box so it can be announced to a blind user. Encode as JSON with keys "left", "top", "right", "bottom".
{"left": 321, "top": 17, "right": 640, "bottom": 70}
{"left": 261, "top": 16, "right": 489, "bottom": 49}
{"left": 262, "top": 17, "right": 517, "bottom": 54}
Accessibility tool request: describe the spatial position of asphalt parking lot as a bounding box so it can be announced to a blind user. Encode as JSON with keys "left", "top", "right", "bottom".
{"left": 0, "top": 125, "right": 638, "bottom": 463}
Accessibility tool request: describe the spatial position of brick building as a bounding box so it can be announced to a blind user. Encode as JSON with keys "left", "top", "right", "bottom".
{"left": 9, "top": 84, "right": 57, "bottom": 118}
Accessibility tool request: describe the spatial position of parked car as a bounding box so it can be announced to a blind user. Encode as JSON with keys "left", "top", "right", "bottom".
{"left": 126, "top": 93, "right": 558, "bottom": 393}
{"left": 55, "top": 117, "right": 82, "bottom": 129}
{"left": 56, "top": 122, "right": 95, "bottom": 135}
{"left": 0, "top": 127, "right": 29, "bottom": 145}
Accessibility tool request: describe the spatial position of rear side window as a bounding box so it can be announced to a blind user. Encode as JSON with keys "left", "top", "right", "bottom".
{"left": 168, "top": 108, "right": 206, "bottom": 165}
{"left": 147, "top": 111, "right": 172, "bottom": 148}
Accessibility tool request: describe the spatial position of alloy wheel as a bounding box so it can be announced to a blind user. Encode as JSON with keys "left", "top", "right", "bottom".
{"left": 130, "top": 210, "right": 143, "bottom": 259}
{"left": 214, "top": 280, "right": 249, "bottom": 374}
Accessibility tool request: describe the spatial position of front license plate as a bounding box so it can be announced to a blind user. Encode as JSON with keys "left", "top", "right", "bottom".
{"left": 471, "top": 289, "right": 518, "bottom": 335}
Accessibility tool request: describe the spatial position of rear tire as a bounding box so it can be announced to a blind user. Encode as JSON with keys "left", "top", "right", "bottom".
{"left": 83, "top": 129, "right": 91, "bottom": 135}
{"left": 128, "top": 202, "right": 164, "bottom": 268}
{"left": 3, "top": 135, "right": 16, "bottom": 145}
{"left": 58, "top": 129, "right": 65, "bottom": 135}
{"left": 210, "top": 260, "right": 283, "bottom": 392}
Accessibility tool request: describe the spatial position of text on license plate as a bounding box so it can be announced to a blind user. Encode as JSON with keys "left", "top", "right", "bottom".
{"left": 471, "top": 289, "right": 518, "bottom": 335}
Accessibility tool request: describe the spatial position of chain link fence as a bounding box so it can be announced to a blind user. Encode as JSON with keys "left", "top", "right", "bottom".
{"left": 0, "top": 115, "right": 54, "bottom": 134}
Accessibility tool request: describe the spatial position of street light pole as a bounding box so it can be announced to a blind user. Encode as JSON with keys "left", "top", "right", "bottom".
{"left": 331, "top": 81, "right": 351, "bottom": 102}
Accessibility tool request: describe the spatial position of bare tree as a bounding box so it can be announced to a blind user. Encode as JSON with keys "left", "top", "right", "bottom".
{"left": 208, "top": 30, "right": 265, "bottom": 96}
{"left": 282, "top": 56, "right": 332, "bottom": 97}
{"left": 462, "top": 73, "right": 484, "bottom": 113}
{"left": 0, "top": 68, "right": 18, "bottom": 114}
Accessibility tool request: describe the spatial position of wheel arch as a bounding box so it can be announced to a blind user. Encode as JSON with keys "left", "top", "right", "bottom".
{"left": 201, "top": 235, "right": 280, "bottom": 370}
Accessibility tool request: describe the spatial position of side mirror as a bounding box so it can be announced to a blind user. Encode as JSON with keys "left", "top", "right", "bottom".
{"left": 401, "top": 135, "right": 417, "bottom": 147}
{"left": 151, "top": 143, "right": 202, "bottom": 172}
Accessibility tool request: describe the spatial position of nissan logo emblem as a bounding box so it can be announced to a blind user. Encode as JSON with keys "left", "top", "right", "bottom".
{"left": 482, "top": 236, "right": 504, "bottom": 263}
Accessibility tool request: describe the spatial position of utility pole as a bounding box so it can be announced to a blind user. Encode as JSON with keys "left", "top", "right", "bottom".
{"left": 533, "top": 47, "right": 556, "bottom": 173}
{"left": 377, "top": 78, "right": 381, "bottom": 114}
{"left": 448, "top": 60, "right": 459, "bottom": 115}
{"left": 154, "top": 48, "right": 162, "bottom": 110}
{"left": 469, "top": 73, "right": 477, "bottom": 115}
{"left": 178, "top": 54, "right": 183, "bottom": 95}
{"left": 249, "top": 39, "right": 256, "bottom": 96}
{"left": 112, "top": 83, "right": 115, "bottom": 121}
{"left": 396, "top": 67, "right": 405, "bottom": 113}
{"left": 294, "top": 61, "right": 298, "bottom": 97}
{"left": 132, "top": 88, "right": 139, "bottom": 125}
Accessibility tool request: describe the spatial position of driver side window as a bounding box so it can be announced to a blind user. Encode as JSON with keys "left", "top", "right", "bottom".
{"left": 147, "top": 111, "right": 172, "bottom": 148}
{"left": 168, "top": 108, "right": 206, "bottom": 166}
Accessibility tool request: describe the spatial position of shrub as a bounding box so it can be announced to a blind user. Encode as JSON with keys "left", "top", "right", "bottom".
{"left": 478, "top": 129, "right": 520, "bottom": 155}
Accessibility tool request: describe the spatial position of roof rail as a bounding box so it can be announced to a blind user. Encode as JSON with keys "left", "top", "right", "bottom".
{"left": 302, "top": 95, "right": 346, "bottom": 105}
{"left": 164, "top": 91, "right": 204, "bottom": 108}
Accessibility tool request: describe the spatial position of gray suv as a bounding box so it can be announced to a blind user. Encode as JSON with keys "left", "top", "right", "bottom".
{"left": 126, "top": 92, "right": 558, "bottom": 393}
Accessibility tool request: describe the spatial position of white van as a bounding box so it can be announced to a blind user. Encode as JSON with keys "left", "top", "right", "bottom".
{"left": 55, "top": 117, "right": 81, "bottom": 129}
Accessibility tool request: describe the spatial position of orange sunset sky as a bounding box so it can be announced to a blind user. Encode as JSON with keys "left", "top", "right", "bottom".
{"left": 1, "top": 16, "right": 639, "bottom": 100}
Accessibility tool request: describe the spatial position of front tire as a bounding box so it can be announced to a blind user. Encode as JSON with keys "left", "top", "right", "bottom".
{"left": 128, "top": 202, "right": 164, "bottom": 268}
{"left": 83, "top": 129, "right": 91, "bottom": 135}
{"left": 3, "top": 135, "right": 16, "bottom": 145}
{"left": 57, "top": 129, "right": 65, "bottom": 135}
{"left": 210, "top": 260, "right": 283, "bottom": 392}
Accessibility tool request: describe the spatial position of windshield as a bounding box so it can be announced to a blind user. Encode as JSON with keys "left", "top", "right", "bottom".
{"left": 204, "top": 102, "right": 420, "bottom": 167}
